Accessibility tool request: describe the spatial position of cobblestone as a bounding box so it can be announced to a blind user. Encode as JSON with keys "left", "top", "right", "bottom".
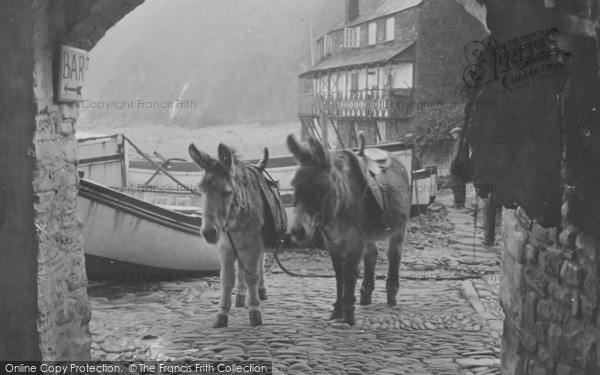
{"left": 88, "top": 187, "right": 502, "bottom": 374}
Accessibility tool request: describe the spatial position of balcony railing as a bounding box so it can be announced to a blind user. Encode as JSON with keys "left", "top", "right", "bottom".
{"left": 298, "top": 89, "right": 410, "bottom": 119}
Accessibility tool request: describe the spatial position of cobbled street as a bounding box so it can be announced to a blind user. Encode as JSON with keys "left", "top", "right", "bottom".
{"left": 89, "top": 187, "right": 504, "bottom": 375}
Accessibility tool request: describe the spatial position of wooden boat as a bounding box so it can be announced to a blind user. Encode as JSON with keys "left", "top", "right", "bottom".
{"left": 77, "top": 178, "right": 219, "bottom": 272}
{"left": 76, "top": 133, "right": 437, "bottom": 271}
{"left": 77, "top": 133, "right": 219, "bottom": 272}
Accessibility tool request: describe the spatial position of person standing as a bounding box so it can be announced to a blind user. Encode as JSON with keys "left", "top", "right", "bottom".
{"left": 449, "top": 127, "right": 469, "bottom": 208}
{"left": 483, "top": 192, "right": 501, "bottom": 246}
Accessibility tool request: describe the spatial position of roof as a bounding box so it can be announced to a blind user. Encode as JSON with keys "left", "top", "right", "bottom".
{"left": 348, "top": 0, "right": 423, "bottom": 27}
{"left": 304, "top": 41, "right": 415, "bottom": 73}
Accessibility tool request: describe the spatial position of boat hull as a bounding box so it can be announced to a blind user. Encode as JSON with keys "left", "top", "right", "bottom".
{"left": 77, "top": 179, "right": 220, "bottom": 272}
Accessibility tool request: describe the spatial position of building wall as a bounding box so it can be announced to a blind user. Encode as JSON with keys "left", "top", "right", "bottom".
{"left": 330, "top": 28, "right": 345, "bottom": 55}
{"left": 408, "top": 0, "right": 487, "bottom": 175}
{"left": 412, "top": 0, "right": 488, "bottom": 134}
{"left": 393, "top": 6, "right": 419, "bottom": 42}
{"left": 501, "top": 209, "right": 599, "bottom": 374}
{"left": 315, "top": 38, "right": 324, "bottom": 63}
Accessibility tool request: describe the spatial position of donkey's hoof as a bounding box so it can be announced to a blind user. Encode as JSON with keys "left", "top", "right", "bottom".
{"left": 249, "top": 310, "right": 262, "bottom": 326}
{"left": 343, "top": 310, "right": 356, "bottom": 326}
{"left": 258, "top": 288, "right": 268, "bottom": 301}
{"left": 387, "top": 293, "right": 398, "bottom": 306}
{"left": 359, "top": 292, "right": 372, "bottom": 306}
{"left": 213, "top": 314, "right": 228, "bottom": 328}
{"left": 235, "top": 294, "right": 246, "bottom": 308}
{"left": 330, "top": 308, "right": 343, "bottom": 320}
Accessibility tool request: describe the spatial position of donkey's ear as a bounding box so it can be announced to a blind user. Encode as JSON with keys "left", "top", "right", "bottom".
{"left": 217, "top": 143, "right": 234, "bottom": 174}
{"left": 307, "top": 136, "right": 329, "bottom": 167}
{"left": 287, "top": 134, "right": 312, "bottom": 164}
{"left": 189, "top": 143, "right": 217, "bottom": 171}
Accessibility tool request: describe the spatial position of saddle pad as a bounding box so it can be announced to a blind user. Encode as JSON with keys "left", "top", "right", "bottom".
{"left": 367, "top": 172, "right": 386, "bottom": 213}
{"left": 343, "top": 149, "right": 387, "bottom": 224}
{"left": 255, "top": 168, "right": 288, "bottom": 246}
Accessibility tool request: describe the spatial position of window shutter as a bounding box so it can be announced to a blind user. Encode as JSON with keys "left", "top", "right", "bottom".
{"left": 324, "top": 35, "right": 332, "bottom": 56}
{"left": 386, "top": 17, "right": 395, "bottom": 41}
{"left": 368, "top": 22, "right": 377, "bottom": 45}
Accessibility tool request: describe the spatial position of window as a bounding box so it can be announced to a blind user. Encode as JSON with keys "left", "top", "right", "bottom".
{"left": 391, "top": 63, "right": 413, "bottom": 89}
{"left": 357, "top": 68, "right": 367, "bottom": 90}
{"left": 344, "top": 28, "right": 355, "bottom": 48}
{"left": 377, "top": 121, "right": 387, "bottom": 144}
{"left": 354, "top": 26, "right": 361, "bottom": 47}
{"left": 378, "top": 66, "right": 389, "bottom": 88}
{"left": 386, "top": 17, "right": 395, "bottom": 41}
{"left": 323, "top": 35, "right": 332, "bottom": 56}
{"left": 350, "top": 73, "right": 358, "bottom": 91}
{"left": 368, "top": 22, "right": 377, "bottom": 45}
{"left": 367, "top": 68, "right": 377, "bottom": 89}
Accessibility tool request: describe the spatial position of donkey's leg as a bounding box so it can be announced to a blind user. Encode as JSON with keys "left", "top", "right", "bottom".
{"left": 240, "top": 250, "right": 263, "bottom": 326}
{"left": 360, "top": 241, "right": 378, "bottom": 305}
{"left": 235, "top": 261, "right": 247, "bottom": 308}
{"left": 258, "top": 251, "right": 268, "bottom": 301}
{"left": 215, "top": 250, "right": 235, "bottom": 328}
{"left": 329, "top": 249, "right": 344, "bottom": 320}
{"left": 341, "top": 251, "right": 361, "bottom": 326}
{"left": 386, "top": 228, "right": 407, "bottom": 306}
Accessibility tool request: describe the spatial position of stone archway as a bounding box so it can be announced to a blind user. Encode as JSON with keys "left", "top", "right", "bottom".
{"left": 461, "top": 0, "right": 600, "bottom": 374}
{"left": 0, "top": 0, "right": 143, "bottom": 360}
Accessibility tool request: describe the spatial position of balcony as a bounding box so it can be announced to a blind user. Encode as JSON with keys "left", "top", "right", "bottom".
{"left": 298, "top": 41, "right": 415, "bottom": 120}
{"left": 299, "top": 89, "right": 412, "bottom": 119}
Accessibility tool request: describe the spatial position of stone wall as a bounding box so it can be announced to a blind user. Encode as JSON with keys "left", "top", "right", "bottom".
{"left": 393, "top": 6, "right": 419, "bottom": 42}
{"left": 463, "top": 1, "right": 600, "bottom": 372}
{"left": 1, "top": 0, "right": 142, "bottom": 360}
{"left": 501, "top": 208, "right": 599, "bottom": 374}
{"left": 32, "top": 1, "right": 91, "bottom": 359}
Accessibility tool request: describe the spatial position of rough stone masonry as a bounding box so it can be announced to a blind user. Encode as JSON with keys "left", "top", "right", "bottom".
{"left": 501, "top": 207, "right": 598, "bottom": 374}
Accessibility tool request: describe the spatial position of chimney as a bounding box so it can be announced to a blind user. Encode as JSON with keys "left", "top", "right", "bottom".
{"left": 345, "top": 0, "right": 359, "bottom": 24}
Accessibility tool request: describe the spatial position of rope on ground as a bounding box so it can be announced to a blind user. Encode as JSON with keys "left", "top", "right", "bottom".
{"left": 271, "top": 246, "right": 499, "bottom": 281}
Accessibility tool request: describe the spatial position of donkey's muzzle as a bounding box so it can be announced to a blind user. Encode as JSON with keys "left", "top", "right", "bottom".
{"left": 202, "top": 226, "right": 219, "bottom": 244}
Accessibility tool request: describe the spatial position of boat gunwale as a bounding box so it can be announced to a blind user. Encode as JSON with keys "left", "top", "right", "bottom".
{"left": 78, "top": 178, "right": 203, "bottom": 236}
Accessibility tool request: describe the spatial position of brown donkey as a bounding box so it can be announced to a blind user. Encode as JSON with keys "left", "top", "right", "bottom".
{"left": 189, "top": 143, "right": 270, "bottom": 328}
{"left": 287, "top": 135, "right": 410, "bottom": 326}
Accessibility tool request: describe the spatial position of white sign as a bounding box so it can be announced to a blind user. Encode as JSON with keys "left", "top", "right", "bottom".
{"left": 58, "top": 45, "right": 88, "bottom": 102}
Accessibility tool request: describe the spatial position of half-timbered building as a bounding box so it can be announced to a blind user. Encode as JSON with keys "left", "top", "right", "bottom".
{"left": 298, "top": 0, "right": 487, "bottom": 173}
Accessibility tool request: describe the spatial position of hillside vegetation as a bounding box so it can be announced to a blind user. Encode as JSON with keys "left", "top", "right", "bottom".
{"left": 80, "top": 0, "right": 344, "bottom": 127}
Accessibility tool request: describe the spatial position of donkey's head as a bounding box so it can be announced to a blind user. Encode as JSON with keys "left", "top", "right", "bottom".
{"left": 189, "top": 143, "right": 240, "bottom": 244}
{"left": 287, "top": 135, "right": 331, "bottom": 245}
